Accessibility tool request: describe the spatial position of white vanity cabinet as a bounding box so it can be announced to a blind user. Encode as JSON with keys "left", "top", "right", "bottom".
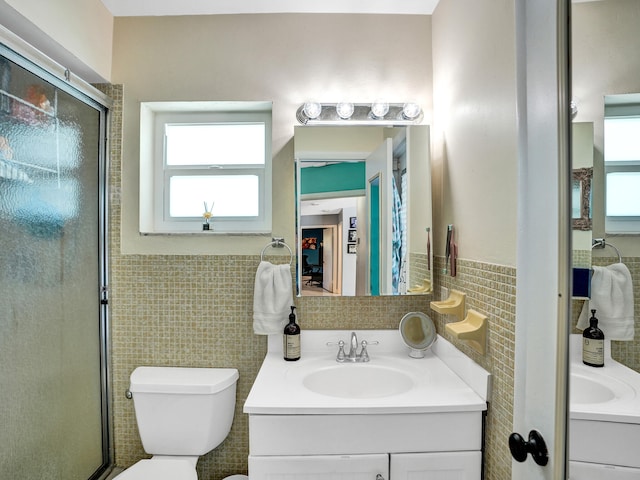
{"left": 249, "top": 451, "right": 481, "bottom": 480}
{"left": 248, "top": 454, "right": 388, "bottom": 480}
{"left": 245, "top": 331, "right": 491, "bottom": 480}
{"left": 391, "top": 452, "right": 481, "bottom": 480}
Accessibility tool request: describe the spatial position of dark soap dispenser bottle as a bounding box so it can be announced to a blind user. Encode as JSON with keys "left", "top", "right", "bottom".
{"left": 283, "top": 306, "right": 300, "bottom": 361}
{"left": 583, "top": 309, "right": 604, "bottom": 367}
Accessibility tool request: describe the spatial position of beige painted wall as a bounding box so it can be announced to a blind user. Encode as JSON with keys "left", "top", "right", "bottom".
{"left": 111, "top": 14, "right": 432, "bottom": 256}
{"left": 432, "top": 0, "right": 517, "bottom": 267}
{"left": 0, "top": 0, "right": 113, "bottom": 81}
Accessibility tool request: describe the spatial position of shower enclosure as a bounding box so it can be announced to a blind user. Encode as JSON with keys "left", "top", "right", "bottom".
{"left": 0, "top": 38, "right": 110, "bottom": 479}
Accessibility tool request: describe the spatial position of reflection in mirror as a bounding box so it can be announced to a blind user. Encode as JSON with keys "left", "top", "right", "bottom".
{"left": 604, "top": 94, "right": 640, "bottom": 234}
{"left": 571, "top": 122, "right": 594, "bottom": 262}
{"left": 572, "top": 0, "right": 640, "bottom": 388}
{"left": 294, "top": 126, "right": 432, "bottom": 297}
{"left": 572, "top": 167, "right": 592, "bottom": 231}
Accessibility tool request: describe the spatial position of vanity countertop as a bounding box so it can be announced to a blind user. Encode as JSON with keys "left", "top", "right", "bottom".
{"left": 244, "top": 329, "right": 490, "bottom": 415}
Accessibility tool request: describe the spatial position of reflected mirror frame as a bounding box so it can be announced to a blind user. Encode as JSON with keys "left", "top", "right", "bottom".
{"left": 572, "top": 167, "right": 592, "bottom": 231}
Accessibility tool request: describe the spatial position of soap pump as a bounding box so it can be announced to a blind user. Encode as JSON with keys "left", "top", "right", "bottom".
{"left": 582, "top": 309, "right": 604, "bottom": 367}
{"left": 283, "top": 306, "right": 300, "bottom": 361}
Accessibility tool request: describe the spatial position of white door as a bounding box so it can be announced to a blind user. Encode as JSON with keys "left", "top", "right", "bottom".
{"left": 355, "top": 196, "right": 368, "bottom": 295}
{"left": 391, "top": 452, "right": 481, "bottom": 480}
{"left": 512, "top": 0, "right": 570, "bottom": 478}
{"left": 322, "top": 227, "right": 334, "bottom": 292}
{"left": 364, "top": 138, "right": 393, "bottom": 295}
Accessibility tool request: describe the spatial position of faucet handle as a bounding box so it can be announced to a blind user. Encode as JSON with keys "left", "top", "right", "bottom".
{"left": 326, "top": 340, "right": 346, "bottom": 362}
{"left": 359, "top": 340, "right": 379, "bottom": 362}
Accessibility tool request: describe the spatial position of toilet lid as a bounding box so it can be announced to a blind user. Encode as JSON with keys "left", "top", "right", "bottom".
{"left": 114, "top": 459, "right": 197, "bottom": 480}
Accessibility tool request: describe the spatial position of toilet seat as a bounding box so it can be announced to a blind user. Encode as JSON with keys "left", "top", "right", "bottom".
{"left": 114, "top": 459, "right": 197, "bottom": 480}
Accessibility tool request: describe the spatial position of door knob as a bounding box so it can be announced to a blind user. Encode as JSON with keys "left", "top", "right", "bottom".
{"left": 508, "top": 430, "right": 548, "bottom": 466}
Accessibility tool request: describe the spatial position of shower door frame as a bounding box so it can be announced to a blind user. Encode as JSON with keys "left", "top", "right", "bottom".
{"left": 0, "top": 26, "right": 113, "bottom": 479}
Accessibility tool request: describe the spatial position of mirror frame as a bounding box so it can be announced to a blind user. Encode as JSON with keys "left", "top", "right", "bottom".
{"left": 572, "top": 167, "right": 592, "bottom": 231}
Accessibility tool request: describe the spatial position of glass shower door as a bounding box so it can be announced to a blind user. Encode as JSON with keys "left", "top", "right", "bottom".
{"left": 0, "top": 46, "right": 109, "bottom": 479}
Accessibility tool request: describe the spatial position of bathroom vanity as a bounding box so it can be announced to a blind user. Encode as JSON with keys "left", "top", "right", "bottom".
{"left": 569, "top": 335, "right": 640, "bottom": 478}
{"left": 244, "top": 330, "right": 491, "bottom": 480}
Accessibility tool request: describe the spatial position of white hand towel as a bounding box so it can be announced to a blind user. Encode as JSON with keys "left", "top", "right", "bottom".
{"left": 253, "top": 261, "right": 293, "bottom": 335}
{"left": 577, "top": 263, "right": 635, "bottom": 341}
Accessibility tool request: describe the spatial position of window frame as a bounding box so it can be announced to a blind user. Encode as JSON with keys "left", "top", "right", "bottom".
{"left": 140, "top": 101, "right": 272, "bottom": 234}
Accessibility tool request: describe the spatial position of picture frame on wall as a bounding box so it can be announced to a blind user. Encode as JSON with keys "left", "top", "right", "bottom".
{"left": 347, "top": 244, "right": 357, "bottom": 254}
{"left": 348, "top": 229, "right": 357, "bottom": 243}
{"left": 349, "top": 217, "right": 357, "bottom": 229}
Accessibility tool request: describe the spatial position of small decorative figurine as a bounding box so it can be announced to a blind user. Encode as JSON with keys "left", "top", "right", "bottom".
{"left": 203, "top": 201, "right": 213, "bottom": 230}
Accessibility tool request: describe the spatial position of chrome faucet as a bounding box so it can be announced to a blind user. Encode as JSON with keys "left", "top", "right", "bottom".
{"left": 327, "top": 332, "right": 378, "bottom": 363}
{"left": 347, "top": 331, "right": 359, "bottom": 360}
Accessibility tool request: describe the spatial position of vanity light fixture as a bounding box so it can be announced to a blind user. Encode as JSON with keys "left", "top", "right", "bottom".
{"left": 370, "top": 100, "right": 390, "bottom": 119}
{"left": 402, "top": 102, "right": 422, "bottom": 120}
{"left": 336, "top": 101, "right": 355, "bottom": 119}
{"left": 302, "top": 101, "right": 322, "bottom": 120}
{"left": 296, "top": 101, "right": 423, "bottom": 125}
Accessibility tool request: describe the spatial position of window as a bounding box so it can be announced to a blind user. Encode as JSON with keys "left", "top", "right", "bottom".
{"left": 604, "top": 115, "right": 640, "bottom": 233}
{"left": 140, "top": 101, "right": 272, "bottom": 234}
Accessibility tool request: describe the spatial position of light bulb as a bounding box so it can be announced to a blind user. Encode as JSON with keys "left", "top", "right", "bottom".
{"left": 402, "top": 102, "right": 422, "bottom": 120}
{"left": 371, "top": 100, "right": 389, "bottom": 118}
{"left": 336, "top": 102, "right": 354, "bottom": 119}
{"left": 303, "top": 102, "right": 322, "bottom": 119}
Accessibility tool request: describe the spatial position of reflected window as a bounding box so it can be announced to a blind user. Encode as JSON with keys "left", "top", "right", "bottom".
{"left": 604, "top": 115, "right": 640, "bottom": 233}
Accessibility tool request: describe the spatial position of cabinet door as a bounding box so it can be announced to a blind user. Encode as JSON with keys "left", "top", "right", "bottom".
{"left": 249, "top": 454, "right": 388, "bottom": 480}
{"left": 390, "top": 452, "right": 481, "bottom": 480}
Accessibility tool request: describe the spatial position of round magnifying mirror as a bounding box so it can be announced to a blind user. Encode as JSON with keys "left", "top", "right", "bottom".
{"left": 399, "top": 311, "right": 436, "bottom": 358}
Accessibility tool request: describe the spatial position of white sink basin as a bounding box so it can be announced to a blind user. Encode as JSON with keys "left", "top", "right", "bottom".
{"left": 303, "top": 364, "right": 414, "bottom": 399}
{"left": 571, "top": 373, "right": 616, "bottom": 404}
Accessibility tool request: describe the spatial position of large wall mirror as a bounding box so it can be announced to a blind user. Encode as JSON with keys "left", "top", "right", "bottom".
{"left": 572, "top": 0, "right": 640, "bottom": 379}
{"left": 294, "top": 125, "right": 432, "bottom": 297}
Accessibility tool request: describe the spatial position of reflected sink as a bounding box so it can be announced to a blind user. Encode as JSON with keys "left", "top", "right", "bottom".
{"left": 571, "top": 373, "right": 616, "bottom": 404}
{"left": 303, "top": 365, "right": 414, "bottom": 399}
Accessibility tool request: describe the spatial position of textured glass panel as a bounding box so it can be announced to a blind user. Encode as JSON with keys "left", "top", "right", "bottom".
{"left": 0, "top": 52, "right": 104, "bottom": 478}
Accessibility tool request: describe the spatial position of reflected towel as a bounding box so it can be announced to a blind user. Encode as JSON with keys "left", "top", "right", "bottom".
{"left": 253, "top": 261, "right": 293, "bottom": 335}
{"left": 577, "top": 263, "right": 635, "bottom": 341}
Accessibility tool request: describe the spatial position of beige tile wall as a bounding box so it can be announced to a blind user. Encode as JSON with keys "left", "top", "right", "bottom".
{"left": 431, "top": 257, "right": 516, "bottom": 480}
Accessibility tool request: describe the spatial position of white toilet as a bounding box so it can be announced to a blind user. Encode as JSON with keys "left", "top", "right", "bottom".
{"left": 115, "top": 366, "right": 240, "bottom": 480}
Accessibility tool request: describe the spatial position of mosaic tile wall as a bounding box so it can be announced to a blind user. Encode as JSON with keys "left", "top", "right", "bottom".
{"left": 408, "top": 252, "right": 431, "bottom": 292}
{"left": 431, "top": 256, "right": 516, "bottom": 480}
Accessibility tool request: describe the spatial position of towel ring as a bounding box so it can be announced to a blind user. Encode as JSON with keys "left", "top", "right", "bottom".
{"left": 260, "top": 238, "right": 293, "bottom": 265}
{"left": 592, "top": 238, "right": 622, "bottom": 263}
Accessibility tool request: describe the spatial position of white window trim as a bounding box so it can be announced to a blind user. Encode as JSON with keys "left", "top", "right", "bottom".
{"left": 139, "top": 101, "right": 272, "bottom": 235}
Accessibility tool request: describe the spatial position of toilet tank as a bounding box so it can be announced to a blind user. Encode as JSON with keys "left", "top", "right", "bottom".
{"left": 129, "top": 366, "right": 239, "bottom": 456}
